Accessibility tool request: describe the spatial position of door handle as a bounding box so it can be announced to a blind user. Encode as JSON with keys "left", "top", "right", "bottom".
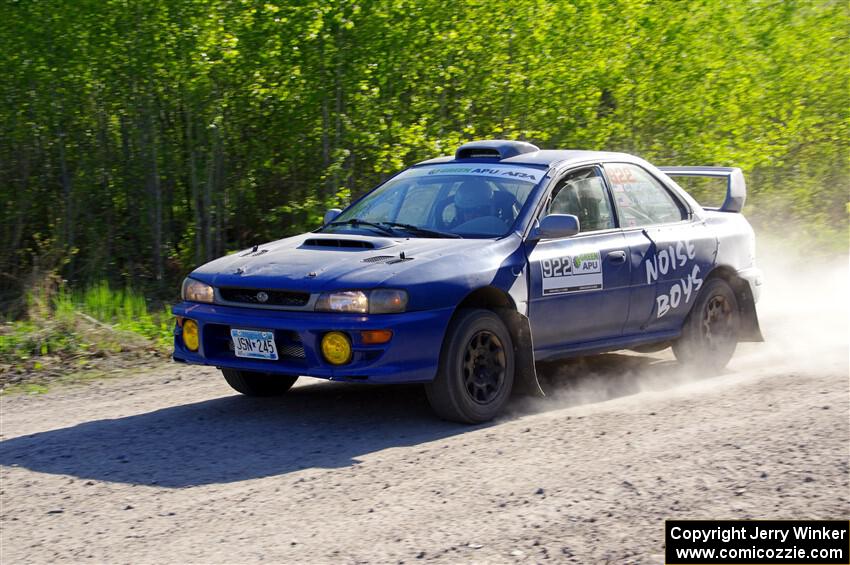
{"left": 607, "top": 250, "right": 627, "bottom": 264}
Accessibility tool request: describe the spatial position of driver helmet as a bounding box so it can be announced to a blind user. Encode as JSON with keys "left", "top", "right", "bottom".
{"left": 454, "top": 178, "right": 494, "bottom": 219}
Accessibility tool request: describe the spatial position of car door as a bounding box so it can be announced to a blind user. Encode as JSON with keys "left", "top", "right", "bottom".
{"left": 525, "top": 165, "right": 632, "bottom": 357}
{"left": 602, "top": 162, "right": 718, "bottom": 334}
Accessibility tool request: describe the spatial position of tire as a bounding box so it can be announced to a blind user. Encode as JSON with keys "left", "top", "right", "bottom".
{"left": 425, "top": 309, "right": 515, "bottom": 424}
{"left": 221, "top": 369, "right": 298, "bottom": 397}
{"left": 672, "top": 278, "right": 740, "bottom": 372}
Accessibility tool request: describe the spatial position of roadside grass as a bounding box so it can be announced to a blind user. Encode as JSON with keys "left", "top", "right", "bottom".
{"left": 0, "top": 281, "right": 173, "bottom": 393}
{"left": 60, "top": 282, "right": 173, "bottom": 349}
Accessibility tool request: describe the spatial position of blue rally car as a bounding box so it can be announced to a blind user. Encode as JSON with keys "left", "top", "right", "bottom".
{"left": 173, "top": 140, "right": 763, "bottom": 423}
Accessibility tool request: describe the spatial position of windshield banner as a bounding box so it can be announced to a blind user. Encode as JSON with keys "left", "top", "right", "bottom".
{"left": 407, "top": 164, "right": 542, "bottom": 183}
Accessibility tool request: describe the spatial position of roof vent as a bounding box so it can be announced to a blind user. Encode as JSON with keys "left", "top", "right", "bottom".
{"left": 455, "top": 140, "right": 540, "bottom": 161}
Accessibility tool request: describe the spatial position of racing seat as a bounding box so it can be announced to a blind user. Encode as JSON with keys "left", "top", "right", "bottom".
{"left": 438, "top": 180, "right": 518, "bottom": 230}
{"left": 575, "top": 179, "right": 603, "bottom": 231}
{"left": 549, "top": 182, "right": 582, "bottom": 218}
{"left": 547, "top": 176, "right": 612, "bottom": 232}
{"left": 492, "top": 190, "right": 520, "bottom": 224}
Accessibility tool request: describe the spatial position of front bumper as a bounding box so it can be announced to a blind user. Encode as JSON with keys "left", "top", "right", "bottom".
{"left": 171, "top": 302, "right": 454, "bottom": 384}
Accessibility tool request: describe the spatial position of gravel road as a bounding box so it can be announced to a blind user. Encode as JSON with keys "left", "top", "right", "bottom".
{"left": 1, "top": 253, "right": 847, "bottom": 564}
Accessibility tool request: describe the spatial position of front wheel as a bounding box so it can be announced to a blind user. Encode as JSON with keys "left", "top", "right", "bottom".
{"left": 673, "top": 278, "right": 739, "bottom": 372}
{"left": 425, "top": 309, "right": 515, "bottom": 424}
{"left": 221, "top": 369, "right": 298, "bottom": 397}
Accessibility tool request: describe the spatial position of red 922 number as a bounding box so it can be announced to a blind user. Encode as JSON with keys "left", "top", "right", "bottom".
{"left": 608, "top": 166, "right": 637, "bottom": 185}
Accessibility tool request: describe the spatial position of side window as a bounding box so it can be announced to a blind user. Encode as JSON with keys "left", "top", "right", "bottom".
{"left": 545, "top": 167, "right": 615, "bottom": 232}
{"left": 603, "top": 163, "right": 685, "bottom": 227}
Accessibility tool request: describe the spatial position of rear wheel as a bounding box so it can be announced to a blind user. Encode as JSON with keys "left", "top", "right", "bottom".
{"left": 425, "top": 309, "right": 515, "bottom": 424}
{"left": 673, "top": 278, "right": 739, "bottom": 371}
{"left": 221, "top": 369, "right": 298, "bottom": 397}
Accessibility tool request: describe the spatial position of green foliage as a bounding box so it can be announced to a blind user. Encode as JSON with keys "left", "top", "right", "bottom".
{"left": 0, "top": 319, "right": 81, "bottom": 362}
{"left": 0, "top": 280, "right": 172, "bottom": 382}
{"left": 0, "top": 0, "right": 847, "bottom": 301}
{"left": 63, "top": 282, "right": 173, "bottom": 348}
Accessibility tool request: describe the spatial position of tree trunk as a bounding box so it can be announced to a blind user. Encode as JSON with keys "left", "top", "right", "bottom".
{"left": 183, "top": 103, "right": 202, "bottom": 266}
{"left": 57, "top": 129, "right": 73, "bottom": 263}
{"left": 144, "top": 94, "right": 164, "bottom": 282}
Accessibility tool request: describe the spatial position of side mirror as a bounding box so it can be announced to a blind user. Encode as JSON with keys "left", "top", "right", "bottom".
{"left": 531, "top": 214, "right": 580, "bottom": 240}
{"left": 323, "top": 208, "right": 342, "bottom": 225}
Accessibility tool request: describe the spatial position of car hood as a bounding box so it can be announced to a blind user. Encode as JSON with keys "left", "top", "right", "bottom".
{"left": 190, "top": 232, "right": 521, "bottom": 294}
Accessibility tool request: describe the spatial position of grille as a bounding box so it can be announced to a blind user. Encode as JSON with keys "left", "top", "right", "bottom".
{"left": 280, "top": 343, "right": 306, "bottom": 359}
{"left": 219, "top": 288, "right": 310, "bottom": 307}
{"left": 278, "top": 331, "right": 306, "bottom": 359}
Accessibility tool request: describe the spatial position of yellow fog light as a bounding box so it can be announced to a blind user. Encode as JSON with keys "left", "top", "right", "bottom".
{"left": 321, "top": 331, "right": 352, "bottom": 365}
{"left": 183, "top": 319, "right": 200, "bottom": 351}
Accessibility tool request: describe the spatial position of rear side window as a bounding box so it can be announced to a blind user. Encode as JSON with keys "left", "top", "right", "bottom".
{"left": 603, "top": 163, "right": 685, "bottom": 227}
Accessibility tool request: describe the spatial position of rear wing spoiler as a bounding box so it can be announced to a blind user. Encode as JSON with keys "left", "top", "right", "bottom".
{"left": 659, "top": 166, "right": 746, "bottom": 213}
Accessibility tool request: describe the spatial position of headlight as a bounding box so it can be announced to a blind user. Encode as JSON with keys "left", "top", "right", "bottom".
{"left": 315, "top": 289, "right": 408, "bottom": 314}
{"left": 369, "top": 289, "right": 408, "bottom": 313}
{"left": 182, "top": 277, "right": 215, "bottom": 303}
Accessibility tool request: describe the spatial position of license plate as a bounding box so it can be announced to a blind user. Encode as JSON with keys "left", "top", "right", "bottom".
{"left": 230, "top": 328, "right": 278, "bottom": 360}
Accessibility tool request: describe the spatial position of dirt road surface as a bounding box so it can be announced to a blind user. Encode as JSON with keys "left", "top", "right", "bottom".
{"left": 1, "top": 254, "right": 848, "bottom": 564}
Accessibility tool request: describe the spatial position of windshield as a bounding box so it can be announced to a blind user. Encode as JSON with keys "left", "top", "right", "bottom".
{"left": 323, "top": 164, "right": 543, "bottom": 238}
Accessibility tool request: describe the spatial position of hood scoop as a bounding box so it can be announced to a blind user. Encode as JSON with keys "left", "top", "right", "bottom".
{"left": 301, "top": 235, "right": 396, "bottom": 250}
{"left": 304, "top": 238, "right": 373, "bottom": 249}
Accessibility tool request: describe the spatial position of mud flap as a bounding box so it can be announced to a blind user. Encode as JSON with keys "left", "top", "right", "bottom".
{"left": 494, "top": 307, "right": 544, "bottom": 397}
{"left": 730, "top": 278, "right": 764, "bottom": 342}
{"left": 738, "top": 297, "right": 764, "bottom": 342}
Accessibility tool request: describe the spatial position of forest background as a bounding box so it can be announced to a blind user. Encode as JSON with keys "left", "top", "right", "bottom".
{"left": 0, "top": 0, "right": 847, "bottom": 380}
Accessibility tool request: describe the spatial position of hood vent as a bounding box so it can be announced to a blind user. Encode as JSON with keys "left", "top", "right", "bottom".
{"left": 361, "top": 255, "right": 413, "bottom": 265}
{"left": 303, "top": 238, "right": 375, "bottom": 249}
{"left": 362, "top": 255, "right": 395, "bottom": 263}
{"left": 239, "top": 248, "right": 268, "bottom": 257}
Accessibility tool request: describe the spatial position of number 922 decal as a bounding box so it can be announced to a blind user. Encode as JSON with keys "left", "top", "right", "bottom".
{"left": 541, "top": 251, "right": 603, "bottom": 295}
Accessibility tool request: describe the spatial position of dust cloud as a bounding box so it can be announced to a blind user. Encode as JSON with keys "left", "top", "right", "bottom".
{"left": 516, "top": 235, "right": 850, "bottom": 413}
{"left": 731, "top": 238, "right": 848, "bottom": 376}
